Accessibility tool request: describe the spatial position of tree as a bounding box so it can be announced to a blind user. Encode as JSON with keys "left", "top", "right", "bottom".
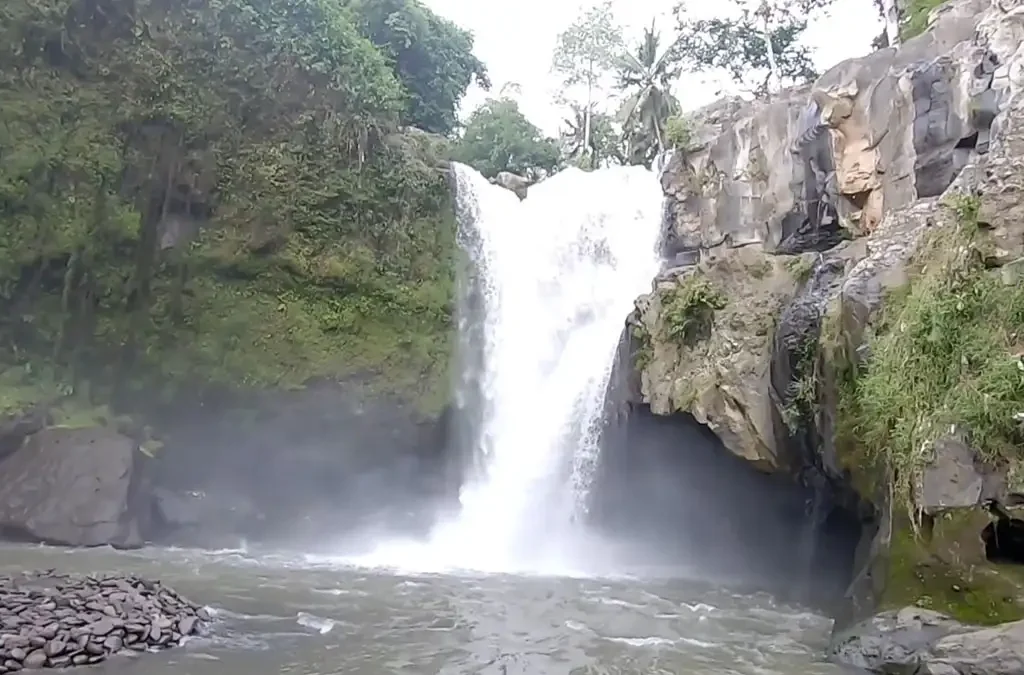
{"left": 560, "top": 105, "right": 623, "bottom": 169}
{"left": 453, "top": 98, "right": 562, "bottom": 179}
{"left": 874, "top": 0, "right": 901, "bottom": 47}
{"left": 551, "top": 1, "right": 623, "bottom": 159}
{"left": 673, "top": 0, "right": 833, "bottom": 98}
{"left": 614, "top": 21, "right": 683, "bottom": 163}
{"left": 0, "top": 0, "right": 487, "bottom": 416}
{"left": 348, "top": 0, "right": 491, "bottom": 135}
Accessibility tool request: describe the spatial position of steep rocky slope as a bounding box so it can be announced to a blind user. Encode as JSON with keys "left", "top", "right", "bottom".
{"left": 631, "top": 0, "right": 1024, "bottom": 668}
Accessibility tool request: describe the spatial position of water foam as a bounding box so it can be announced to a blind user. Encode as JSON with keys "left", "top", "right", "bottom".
{"left": 351, "top": 162, "right": 664, "bottom": 574}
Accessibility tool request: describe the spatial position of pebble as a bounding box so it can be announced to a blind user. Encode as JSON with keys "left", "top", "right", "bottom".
{"left": 0, "top": 571, "right": 209, "bottom": 672}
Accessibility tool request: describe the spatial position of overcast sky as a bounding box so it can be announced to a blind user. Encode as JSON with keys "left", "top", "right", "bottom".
{"left": 421, "top": 0, "right": 883, "bottom": 135}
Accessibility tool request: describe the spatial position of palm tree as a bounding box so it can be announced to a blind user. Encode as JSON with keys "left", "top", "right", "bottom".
{"left": 560, "top": 104, "right": 623, "bottom": 169}
{"left": 614, "top": 21, "right": 683, "bottom": 162}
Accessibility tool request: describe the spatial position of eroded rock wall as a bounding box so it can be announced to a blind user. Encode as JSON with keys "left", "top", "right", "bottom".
{"left": 633, "top": 0, "right": 1024, "bottom": 646}
{"left": 641, "top": 0, "right": 1005, "bottom": 471}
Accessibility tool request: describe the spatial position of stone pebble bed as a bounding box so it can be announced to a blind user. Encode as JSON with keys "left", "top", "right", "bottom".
{"left": 0, "top": 570, "right": 209, "bottom": 671}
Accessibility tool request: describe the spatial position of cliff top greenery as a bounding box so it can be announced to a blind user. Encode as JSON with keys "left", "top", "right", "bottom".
{"left": 0, "top": 0, "right": 489, "bottom": 417}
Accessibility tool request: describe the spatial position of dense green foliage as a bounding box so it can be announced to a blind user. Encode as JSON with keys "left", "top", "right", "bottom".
{"left": 348, "top": 0, "right": 489, "bottom": 134}
{"left": 837, "top": 197, "right": 1024, "bottom": 506}
{"left": 0, "top": 0, "right": 484, "bottom": 416}
{"left": 662, "top": 274, "right": 727, "bottom": 346}
{"left": 453, "top": 97, "right": 561, "bottom": 179}
{"left": 551, "top": 1, "right": 623, "bottom": 168}
{"left": 673, "top": 0, "right": 831, "bottom": 97}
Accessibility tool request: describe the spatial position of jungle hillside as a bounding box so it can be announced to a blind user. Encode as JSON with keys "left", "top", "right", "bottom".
{"left": 0, "top": 0, "right": 489, "bottom": 420}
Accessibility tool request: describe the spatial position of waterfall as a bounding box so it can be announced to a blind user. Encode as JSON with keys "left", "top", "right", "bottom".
{"left": 353, "top": 161, "right": 664, "bottom": 573}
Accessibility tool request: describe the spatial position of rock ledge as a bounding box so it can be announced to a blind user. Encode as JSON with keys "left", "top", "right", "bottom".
{"left": 0, "top": 571, "right": 209, "bottom": 671}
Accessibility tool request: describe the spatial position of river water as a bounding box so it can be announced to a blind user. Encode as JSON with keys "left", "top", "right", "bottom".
{"left": 0, "top": 542, "right": 854, "bottom": 675}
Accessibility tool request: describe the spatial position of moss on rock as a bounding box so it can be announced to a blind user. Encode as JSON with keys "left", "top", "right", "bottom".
{"left": 881, "top": 511, "right": 1024, "bottom": 625}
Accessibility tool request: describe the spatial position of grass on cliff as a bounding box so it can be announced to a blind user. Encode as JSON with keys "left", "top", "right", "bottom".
{"left": 838, "top": 195, "right": 1024, "bottom": 509}
{"left": 661, "top": 274, "right": 727, "bottom": 346}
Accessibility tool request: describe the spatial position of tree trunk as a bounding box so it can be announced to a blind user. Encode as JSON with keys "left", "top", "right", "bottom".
{"left": 760, "top": 15, "right": 781, "bottom": 95}
{"left": 882, "top": 0, "right": 900, "bottom": 46}
{"left": 584, "top": 80, "right": 593, "bottom": 160}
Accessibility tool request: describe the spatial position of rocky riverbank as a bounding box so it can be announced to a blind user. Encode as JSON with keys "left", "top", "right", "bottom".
{"left": 0, "top": 571, "right": 209, "bottom": 671}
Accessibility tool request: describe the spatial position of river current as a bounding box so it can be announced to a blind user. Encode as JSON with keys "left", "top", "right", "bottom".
{"left": 0, "top": 543, "right": 852, "bottom": 675}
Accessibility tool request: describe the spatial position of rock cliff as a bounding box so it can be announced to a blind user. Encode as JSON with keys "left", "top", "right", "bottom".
{"left": 632, "top": 0, "right": 1024, "bottom": 665}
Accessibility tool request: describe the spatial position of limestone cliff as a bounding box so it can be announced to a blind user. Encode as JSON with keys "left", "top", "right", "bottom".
{"left": 633, "top": 0, "right": 1024, "bottom": 640}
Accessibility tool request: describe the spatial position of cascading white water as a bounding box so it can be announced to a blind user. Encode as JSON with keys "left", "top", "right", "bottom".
{"left": 351, "top": 161, "right": 665, "bottom": 573}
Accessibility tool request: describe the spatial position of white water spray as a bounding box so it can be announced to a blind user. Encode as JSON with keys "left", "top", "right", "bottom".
{"left": 351, "top": 162, "right": 664, "bottom": 574}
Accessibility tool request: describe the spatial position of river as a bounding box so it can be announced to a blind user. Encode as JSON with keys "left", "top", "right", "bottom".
{"left": 0, "top": 542, "right": 853, "bottom": 675}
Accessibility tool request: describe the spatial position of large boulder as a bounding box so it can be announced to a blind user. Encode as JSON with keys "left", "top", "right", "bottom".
{"left": 831, "top": 607, "right": 1024, "bottom": 674}
{"left": 0, "top": 426, "right": 149, "bottom": 547}
{"left": 492, "top": 171, "right": 531, "bottom": 199}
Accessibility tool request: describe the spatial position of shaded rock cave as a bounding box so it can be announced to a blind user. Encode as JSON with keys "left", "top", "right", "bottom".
{"left": 584, "top": 330, "right": 862, "bottom": 609}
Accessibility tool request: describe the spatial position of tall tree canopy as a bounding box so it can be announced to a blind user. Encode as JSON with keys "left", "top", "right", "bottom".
{"left": 454, "top": 98, "right": 561, "bottom": 179}
{"left": 673, "top": 0, "right": 832, "bottom": 98}
{"left": 348, "top": 0, "right": 490, "bottom": 135}
{"left": 551, "top": 1, "right": 624, "bottom": 159}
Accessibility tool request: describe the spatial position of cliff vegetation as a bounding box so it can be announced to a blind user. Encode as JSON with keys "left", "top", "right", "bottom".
{"left": 0, "top": 0, "right": 489, "bottom": 419}
{"left": 836, "top": 196, "right": 1024, "bottom": 505}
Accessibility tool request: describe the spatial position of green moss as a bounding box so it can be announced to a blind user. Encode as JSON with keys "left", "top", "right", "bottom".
{"left": 782, "top": 337, "right": 818, "bottom": 434}
{"left": 839, "top": 205, "right": 1024, "bottom": 513}
{"left": 746, "top": 258, "right": 773, "bottom": 280}
{"left": 661, "top": 275, "right": 727, "bottom": 346}
{"left": 665, "top": 115, "right": 693, "bottom": 151}
{"left": 785, "top": 255, "right": 816, "bottom": 284}
{"left": 900, "top": 0, "right": 949, "bottom": 40}
{"left": 631, "top": 323, "right": 654, "bottom": 370}
{"left": 882, "top": 513, "right": 1024, "bottom": 625}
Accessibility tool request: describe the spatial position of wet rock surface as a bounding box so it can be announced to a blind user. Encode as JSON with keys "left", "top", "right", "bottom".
{"left": 830, "top": 607, "right": 1024, "bottom": 675}
{"left": 0, "top": 571, "right": 209, "bottom": 671}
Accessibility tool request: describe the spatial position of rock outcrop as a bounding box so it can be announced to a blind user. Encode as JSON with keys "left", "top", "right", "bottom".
{"left": 0, "top": 427, "right": 149, "bottom": 548}
{"left": 492, "top": 171, "right": 532, "bottom": 199}
{"left": 640, "top": 0, "right": 1005, "bottom": 470}
{"left": 633, "top": 0, "right": 1024, "bottom": 666}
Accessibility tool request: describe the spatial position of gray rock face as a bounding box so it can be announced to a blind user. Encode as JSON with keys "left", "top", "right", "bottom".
{"left": 644, "top": 0, "right": 1024, "bottom": 471}
{"left": 0, "top": 427, "right": 148, "bottom": 548}
{"left": 830, "top": 607, "right": 1024, "bottom": 674}
{"left": 147, "top": 380, "right": 450, "bottom": 547}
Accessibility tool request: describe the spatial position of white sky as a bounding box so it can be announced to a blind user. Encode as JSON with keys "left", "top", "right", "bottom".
{"left": 421, "top": 0, "right": 884, "bottom": 135}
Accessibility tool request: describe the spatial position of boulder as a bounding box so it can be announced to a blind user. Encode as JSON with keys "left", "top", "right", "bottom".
{"left": 492, "top": 171, "right": 531, "bottom": 200}
{"left": 0, "top": 427, "right": 148, "bottom": 547}
{"left": 831, "top": 607, "right": 1024, "bottom": 674}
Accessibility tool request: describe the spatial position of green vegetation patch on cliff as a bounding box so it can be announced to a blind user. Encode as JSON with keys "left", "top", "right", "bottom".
{"left": 882, "top": 511, "right": 1024, "bottom": 625}
{"left": 661, "top": 274, "right": 727, "bottom": 346}
{"left": 0, "top": 0, "right": 480, "bottom": 417}
{"left": 838, "top": 198, "right": 1024, "bottom": 503}
{"left": 829, "top": 195, "right": 1024, "bottom": 624}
